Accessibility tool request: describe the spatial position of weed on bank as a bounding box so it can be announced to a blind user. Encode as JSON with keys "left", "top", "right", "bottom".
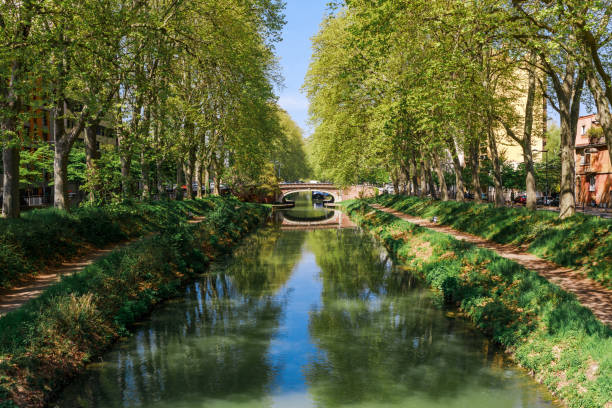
{"left": 0, "top": 199, "right": 218, "bottom": 290}
{"left": 368, "top": 195, "right": 612, "bottom": 288}
{"left": 346, "top": 200, "right": 611, "bottom": 408}
{"left": 0, "top": 198, "right": 269, "bottom": 408}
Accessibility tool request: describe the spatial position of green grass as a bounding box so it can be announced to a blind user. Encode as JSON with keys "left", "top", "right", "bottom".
{"left": 0, "top": 197, "right": 269, "bottom": 408}
{"left": 0, "top": 199, "right": 222, "bottom": 290}
{"left": 345, "top": 200, "right": 611, "bottom": 408}
{"left": 365, "top": 195, "right": 612, "bottom": 288}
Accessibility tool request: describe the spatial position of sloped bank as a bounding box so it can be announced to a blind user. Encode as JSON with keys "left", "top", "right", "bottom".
{"left": 345, "top": 200, "right": 611, "bottom": 408}
{"left": 0, "top": 198, "right": 269, "bottom": 408}
{"left": 0, "top": 199, "right": 223, "bottom": 290}
{"left": 367, "top": 195, "right": 612, "bottom": 289}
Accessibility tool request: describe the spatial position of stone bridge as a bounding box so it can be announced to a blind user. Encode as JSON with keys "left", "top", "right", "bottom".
{"left": 278, "top": 183, "right": 378, "bottom": 203}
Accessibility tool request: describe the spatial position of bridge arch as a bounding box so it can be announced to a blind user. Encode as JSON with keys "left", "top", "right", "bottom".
{"left": 280, "top": 189, "right": 340, "bottom": 203}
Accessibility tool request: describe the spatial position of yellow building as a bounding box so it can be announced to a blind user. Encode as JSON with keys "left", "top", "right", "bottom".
{"left": 494, "top": 67, "right": 547, "bottom": 166}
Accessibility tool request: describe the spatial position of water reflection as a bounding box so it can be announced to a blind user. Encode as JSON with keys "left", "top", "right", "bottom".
{"left": 282, "top": 192, "right": 334, "bottom": 220}
{"left": 56, "top": 208, "right": 558, "bottom": 407}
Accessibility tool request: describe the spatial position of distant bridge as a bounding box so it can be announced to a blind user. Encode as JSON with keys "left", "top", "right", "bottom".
{"left": 278, "top": 183, "right": 378, "bottom": 203}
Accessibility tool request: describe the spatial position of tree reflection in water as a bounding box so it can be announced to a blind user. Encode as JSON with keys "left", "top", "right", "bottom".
{"left": 56, "top": 222, "right": 557, "bottom": 408}
{"left": 304, "top": 229, "right": 555, "bottom": 408}
{"left": 55, "top": 228, "right": 306, "bottom": 408}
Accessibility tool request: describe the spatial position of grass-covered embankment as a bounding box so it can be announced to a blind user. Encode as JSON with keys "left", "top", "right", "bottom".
{"left": 0, "top": 199, "right": 218, "bottom": 290}
{"left": 367, "top": 195, "right": 612, "bottom": 288}
{"left": 0, "top": 198, "right": 269, "bottom": 408}
{"left": 345, "top": 200, "right": 611, "bottom": 408}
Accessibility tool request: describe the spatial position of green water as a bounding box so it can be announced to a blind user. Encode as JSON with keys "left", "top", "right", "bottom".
{"left": 282, "top": 191, "right": 334, "bottom": 220}
{"left": 55, "top": 202, "right": 559, "bottom": 407}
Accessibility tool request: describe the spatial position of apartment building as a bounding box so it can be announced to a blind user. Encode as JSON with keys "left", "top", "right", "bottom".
{"left": 1, "top": 107, "right": 117, "bottom": 207}
{"left": 575, "top": 114, "right": 611, "bottom": 206}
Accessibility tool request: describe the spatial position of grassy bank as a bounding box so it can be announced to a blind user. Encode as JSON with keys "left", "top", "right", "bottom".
{"left": 0, "top": 199, "right": 219, "bottom": 290}
{"left": 367, "top": 195, "right": 612, "bottom": 288}
{"left": 345, "top": 200, "right": 611, "bottom": 408}
{"left": 0, "top": 198, "right": 269, "bottom": 408}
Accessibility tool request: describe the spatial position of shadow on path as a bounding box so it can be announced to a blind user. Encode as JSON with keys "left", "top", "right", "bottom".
{"left": 371, "top": 204, "right": 612, "bottom": 328}
{"left": 0, "top": 216, "right": 207, "bottom": 317}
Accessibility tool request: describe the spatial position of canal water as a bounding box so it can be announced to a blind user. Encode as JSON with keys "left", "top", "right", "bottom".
{"left": 55, "top": 193, "right": 558, "bottom": 407}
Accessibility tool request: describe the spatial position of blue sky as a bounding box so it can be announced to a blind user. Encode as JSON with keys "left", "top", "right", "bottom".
{"left": 276, "top": 0, "right": 330, "bottom": 137}
{"left": 273, "top": 2, "right": 592, "bottom": 134}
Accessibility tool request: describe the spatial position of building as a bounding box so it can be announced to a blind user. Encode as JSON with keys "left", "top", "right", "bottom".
{"left": 575, "top": 114, "right": 611, "bottom": 206}
{"left": 0, "top": 107, "right": 117, "bottom": 208}
{"left": 494, "top": 68, "right": 547, "bottom": 167}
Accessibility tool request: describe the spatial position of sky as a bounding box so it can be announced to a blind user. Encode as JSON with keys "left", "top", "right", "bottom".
{"left": 273, "top": 1, "right": 593, "bottom": 134}
{"left": 276, "top": 0, "right": 330, "bottom": 138}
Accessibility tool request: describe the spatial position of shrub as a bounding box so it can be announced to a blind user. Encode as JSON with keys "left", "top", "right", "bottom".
{"left": 0, "top": 199, "right": 223, "bottom": 290}
{"left": 367, "top": 195, "right": 612, "bottom": 288}
{"left": 0, "top": 198, "right": 269, "bottom": 407}
{"left": 346, "top": 200, "right": 612, "bottom": 408}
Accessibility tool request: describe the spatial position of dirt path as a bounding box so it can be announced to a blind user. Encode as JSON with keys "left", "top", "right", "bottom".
{"left": 0, "top": 216, "right": 207, "bottom": 317}
{"left": 371, "top": 204, "right": 612, "bottom": 328}
{"left": 0, "top": 241, "right": 133, "bottom": 317}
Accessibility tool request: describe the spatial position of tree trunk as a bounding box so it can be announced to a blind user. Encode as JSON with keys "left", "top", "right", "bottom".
{"left": 141, "top": 150, "right": 150, "bottom": 200}
{"left": 525, "top": 150, "right": 537, "bottom": 210}
{"left": 487, "top": 125, "right": 504, "bottom": 207}
{"left": 449, "top": 141, "right": 465, "bottom": 202}
{"left": 155, "top": 158, "right": 163, "bottom": 197}
{"left": 469, "top": 140, "right": 483, "bottom": 203}
{"left": 84, "top": 125, "right": 99, "bottom": 202}
{"left": 559, "top": 110, "right": 577, "bottom": 218}
{"left": 53, "top": 141, "right": 70, "bottom": 210}
{"left": 410, "top": 156, "right": 420, "bottom": 196}
{"left": 176, "top": 160, "right": 184, "bottom": 201}
{"left": 558, "top": 74, "right": 584, "bottom": 219}
{"left": 50, "top": 102, "right": 75, "bottom": 211}
{"left": 184, "top": 149, "right": 196, "bottom": 200}
{"left": 523, "top": 56, "right": 538, "bottom": 210}
{"left": 433, "top": 153, "right": 448, "bottom": 201}
{"left": 2, "top": 147, "right": 21, "bottom": 218}
{"left": 204, "top": 166, "right": 210, "bottom": 196}
{"left": 419, "top": 160, "right": 427, "bottom": 197}
{"left": 391, "top": 167, "right": 400, "bottom": 195}
{"left": 1, "top": 32, "right": 28, "bottom": 219}
{"left": 213, "top": 170, "right": 220, "bottom": 196}
{"left": 400, "top": 162, "right": 411, "bottom": 196}
{"left": 195, "top": 159, "right": 203, "bottom": 199}
{"left": 426, "top": 159, "right": 436, "bottom": 199}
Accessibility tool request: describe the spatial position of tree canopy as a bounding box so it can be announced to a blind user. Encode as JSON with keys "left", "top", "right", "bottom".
{"left": 1, "top": 0, "right": 304, "bottom": 214}
{"left": 304, "top": 0, "right": 612, "bottom": 217}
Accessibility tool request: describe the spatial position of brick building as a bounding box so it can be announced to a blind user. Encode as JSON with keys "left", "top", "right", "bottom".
{"left": 575, "top": 114, "right": 611, "bottom": 206}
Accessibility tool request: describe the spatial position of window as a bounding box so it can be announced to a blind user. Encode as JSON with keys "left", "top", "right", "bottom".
{"left": 582, "top": 125, "right": 586, "bottom": 135}
{"left": 589, "top": 176, "right": 596, "bottom": 192}
{"left": 585, "top": 153, "right": 591, "bottom": 166}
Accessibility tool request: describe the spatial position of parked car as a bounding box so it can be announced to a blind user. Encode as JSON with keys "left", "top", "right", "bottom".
{"left": 464, "top": 192, "right": 474, "bottom": 200}
{"left": 514, "top": 195, "right": 527, "bottom": 205}
{"left": 544, "top": 196, "right": 559, "bottom": 207}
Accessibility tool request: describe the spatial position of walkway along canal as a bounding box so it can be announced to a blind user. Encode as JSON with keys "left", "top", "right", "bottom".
{"left": 54, "top": 194, "right": 559, "bottom": 407}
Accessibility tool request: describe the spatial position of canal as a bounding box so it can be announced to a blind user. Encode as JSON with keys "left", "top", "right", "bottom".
{"left": 55, "top": 193, "right": 558, "bottom": 407}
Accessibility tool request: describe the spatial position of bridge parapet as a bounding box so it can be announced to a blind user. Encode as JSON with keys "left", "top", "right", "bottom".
{"left": 278, "top": 183, "right": 378, "bottom": 202}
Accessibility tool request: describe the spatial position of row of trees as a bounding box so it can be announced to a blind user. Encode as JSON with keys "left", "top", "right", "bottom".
{"left": 304, "top": 0, "right": 612, "bottom": 218}
{"left": 0, "top": 0, "right": 307, "bottom": 218}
